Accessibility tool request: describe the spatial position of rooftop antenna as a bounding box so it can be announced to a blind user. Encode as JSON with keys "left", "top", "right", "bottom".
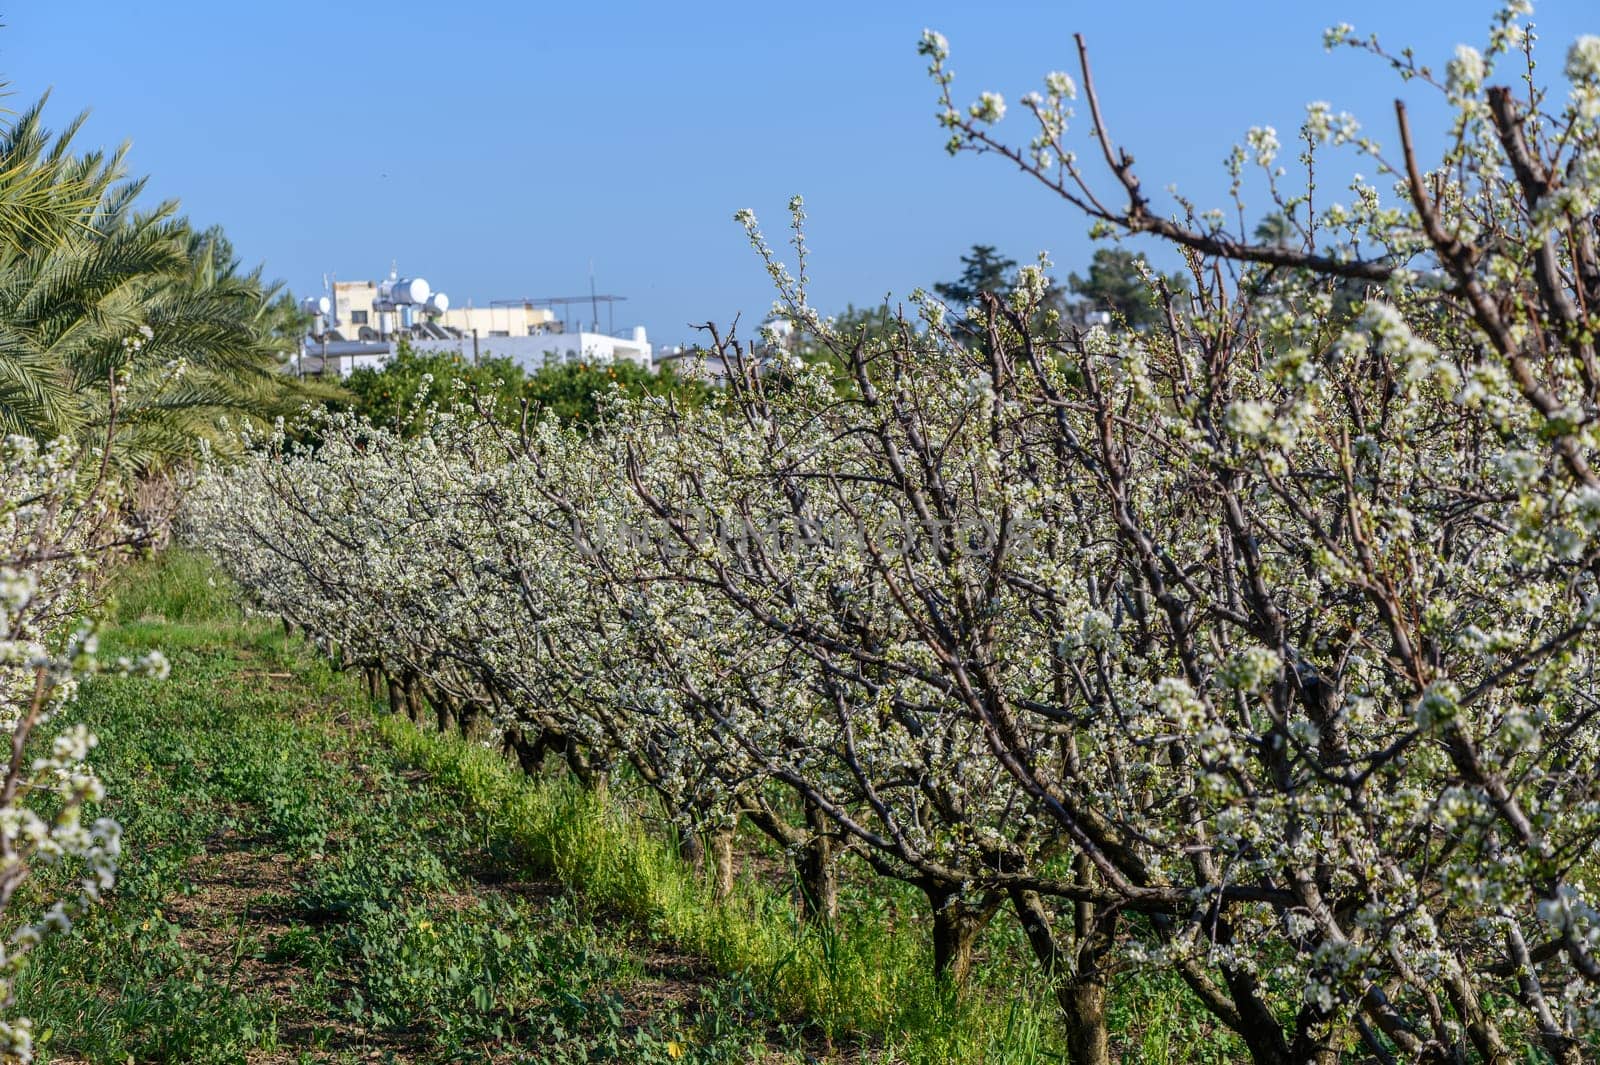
{"left": 588, "top": 260, "right": 600, "bottom": 333}
{"left": 489, "top": 290, "right": 629, "bottom": 338}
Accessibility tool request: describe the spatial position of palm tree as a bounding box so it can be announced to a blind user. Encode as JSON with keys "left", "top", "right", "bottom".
{"left": 0, "top": 91, "right": 330, "bottom": 472}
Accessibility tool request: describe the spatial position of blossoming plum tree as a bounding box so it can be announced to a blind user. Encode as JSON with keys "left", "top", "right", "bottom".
{"left": 0, "top": 430, "right": 162, "bottom": 1063}
{"left": 185, "top": 6, "right": 1600, "bottom": 1062}
{"left": 900, "top": 5, "right": 1600, "bottom": 1061}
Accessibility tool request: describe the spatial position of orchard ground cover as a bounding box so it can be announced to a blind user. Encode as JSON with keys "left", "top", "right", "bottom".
{"left": 7, "top": 551, "right": 1240, "bottom": 1064}
{"left": 7, "top": 552, "right": 827, "bottom": 1064}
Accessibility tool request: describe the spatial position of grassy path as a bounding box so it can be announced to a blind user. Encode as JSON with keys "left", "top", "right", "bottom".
{"left": 14, "top": 555, "right": 817, "bottom": 1064}
{"left": 11, "top": 553, "right": 1242, "bottom": 1065}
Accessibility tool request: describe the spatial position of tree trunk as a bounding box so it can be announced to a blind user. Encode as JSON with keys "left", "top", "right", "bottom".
{"left": 1010, "top": 887, "right": 1113, "bottom": 1065}
{"left": 386, "top": 674, "right": 404, "bottom": 718}
{"left": 561, "top": 741, "right": 607, "bottom": 798}
{"left": 457, "top": 700, "right": 485, "bottom": 740}
{"left": 1287, "top": 1002, "right": 1348, "bottom": 1065}
{"left": 404, "top": 676, "right": 426, "bottom": 727}
{"left": 738, "top": 799, "right": 829, "bottom": 921}
{"left": 1063, "top": 976, "right": 1109, "bottom": 1065}
{"left": 430, "top": 688, "right": 457, "bottom": 735}
{"left": 928, "top": 890, "right": 983, "bottom": 989}
{"left": 505, "top": 727, "right": 549, "bottom": 776}
{"left": 709, "top": 823, "right": 736, "bottom": 903}
{"left": 677, "top": 827, "right": 705, "bottom": 872}
{"left": 795, "top": 798, "right": 837, "bottom": 925}
{"left": 1436, "top": 964, "right": 1514, "bottom": 1065}
{"left": 1220, "top": 963, "right": 1295, "bottom": 1065}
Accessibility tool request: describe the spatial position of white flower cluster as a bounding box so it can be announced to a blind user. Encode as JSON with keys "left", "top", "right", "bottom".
{"left": 969, "top": 91, "right": 1006, "bottom": 124}
{"left": 1246, "top": 125, "right": 1280, "bottom": 168}
{"left": 1446, "top": 43, "right": 1487, "bottom": 97}
{"left": 1569, "top": 35, "right": 1600, "bottom": 83}
{"left": 1302, "top": 101, "right": 1360, "bottom": 146}
{"left": 0, "top": 436, "right": 135, "bottom": 1062}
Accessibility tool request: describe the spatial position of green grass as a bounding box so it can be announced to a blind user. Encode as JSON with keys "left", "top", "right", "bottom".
{"left": 377, "top": 687, "right": 1246, "bottom": 1065}
{"left": 13, "top": 552, "right": 812, "bottom": 1063}
{"left": 377, "top": 716, "right": 1063, "bottom": 1062}
{"left": 9, "top": 549, "right": 1244, "bottom": 1063}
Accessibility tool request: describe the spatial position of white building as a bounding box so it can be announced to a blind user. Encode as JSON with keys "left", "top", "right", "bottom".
{"left": 296, "top": 272, "right": 651, "bottom": 375}
{"left": 296, "top": 330, "right": 653, "bottom": 377}
{"left": 410, "top": 327, "right": 652, "bottom": 369}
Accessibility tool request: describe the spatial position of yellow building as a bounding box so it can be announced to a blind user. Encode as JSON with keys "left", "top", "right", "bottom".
{"left": 440, "top": 302, "right": 560, "bottom": 339}
{"left": 330, "top": 279, "right": 558, "bottom": 341}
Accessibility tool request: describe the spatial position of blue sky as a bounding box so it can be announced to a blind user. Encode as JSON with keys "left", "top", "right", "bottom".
{"left": 5, "top": 2, "right": 1593, "bottom": 348}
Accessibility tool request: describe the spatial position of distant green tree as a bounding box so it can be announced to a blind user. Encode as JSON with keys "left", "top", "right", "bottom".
{"left": 1067, "top": 248, "right": 1186, "bottom": 331}
{"left": 333, "top": 345, "right": 711, "bottom": 435}
{"left": 933, "top": 244, "right": 1017, "bottom": 307}
{"left": 520, "top": 359, "right": 711, "bottom": 427}
{"left": 1254, "top": 212, "right": 1296, "bottom": 247}
{"left": 336, "top": 344, "right": 526, "bottom": 435}
{"left": 934, "top": 244, "right": 1068, "bottom": 338}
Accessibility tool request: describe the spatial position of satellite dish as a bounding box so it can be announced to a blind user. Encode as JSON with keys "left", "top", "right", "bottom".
{"left": 301, "top": 296, "right": 331, "bottom": 317}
